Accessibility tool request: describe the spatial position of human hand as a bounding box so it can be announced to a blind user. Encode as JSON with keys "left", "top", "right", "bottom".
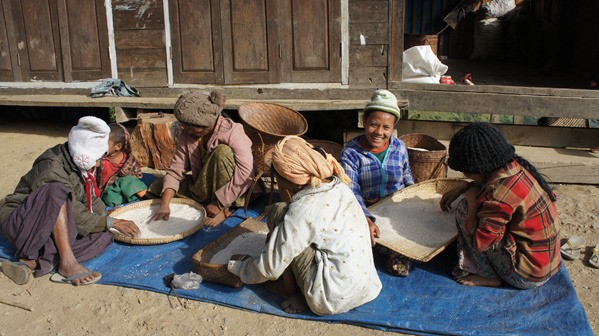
{"left": 440, "top": 183, "right": 470, "bottom": 211}
{"left": 367, "top": 217, "right": 380, "bottom": 246}
{"left": 152, "top": 204, "right": 171, "bottom": 221}
{"left": 112, "top": 219, "right": 141, "bottom": 238}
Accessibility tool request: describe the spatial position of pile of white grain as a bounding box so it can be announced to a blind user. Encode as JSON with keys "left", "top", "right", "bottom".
{"left": 111, "top": 203, "right": 204, "bottom": 238}
{"left": 371, "top": 192, "right": 457, "bottom": 261}
{"left": 210, "top": 232, "right": 268, "bottom": 264}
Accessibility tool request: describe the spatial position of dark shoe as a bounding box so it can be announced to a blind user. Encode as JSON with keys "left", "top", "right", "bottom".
{"left": 386, "top": 253, "right": 412, "bottom": 277}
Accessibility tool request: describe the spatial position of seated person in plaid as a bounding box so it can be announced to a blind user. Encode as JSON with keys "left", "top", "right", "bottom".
{"left": 440, "top": 122, "right": 561, "bottom": 288}
{"left": 340, "top": 89, "right": 415, "bottom": 276}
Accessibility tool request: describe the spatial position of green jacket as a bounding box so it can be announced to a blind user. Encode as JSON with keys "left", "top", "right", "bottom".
{"left": 0, "top": 143, "right": 107, "bottom": 236}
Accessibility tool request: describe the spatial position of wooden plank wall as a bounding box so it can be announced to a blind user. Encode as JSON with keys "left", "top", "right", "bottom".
{"left": 113, "top": 0, "right": 167, "bottom": 86}
{"left": 348, "top": 0, "right": 389, "bottom": 87}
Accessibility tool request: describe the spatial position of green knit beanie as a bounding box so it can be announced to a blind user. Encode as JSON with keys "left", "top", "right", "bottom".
{"left": 364, "top": 89, "right": 401, "bottom": 120}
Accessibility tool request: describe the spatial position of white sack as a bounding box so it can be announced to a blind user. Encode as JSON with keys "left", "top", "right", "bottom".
{"left": 402, "top": 45, "right": 448, "bottom": 84}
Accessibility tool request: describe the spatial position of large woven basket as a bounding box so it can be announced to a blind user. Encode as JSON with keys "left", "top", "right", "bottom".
{"left": 307, "top": 139, "right": 344, "bottom": 161}
{"left": 238, "top": 102, "right": 308, "bottom": 176}
{"left": 369, "top": 178, "right": 468, "bottom": 262}
{"left": 192, "top": 217, "right": 268, "bottom": 288}
{"left": 109, "top": 198, "right": 205, "bottom": 245}
{"left": 399, "top": 133, "right": 448, "bottom": 183}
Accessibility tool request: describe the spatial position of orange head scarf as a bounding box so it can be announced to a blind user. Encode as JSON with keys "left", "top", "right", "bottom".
{"left": 270, "top": 136, "right": 350, "bottom": 188}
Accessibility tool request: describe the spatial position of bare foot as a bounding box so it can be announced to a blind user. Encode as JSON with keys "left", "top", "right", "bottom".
{"left": 19, "top": 258, "right": 37, "bottom": 271}
{"left": 281, "top": 293, "right": 308, "bottom": 314}
{"left": 58, "top": 263, "right": 100, "bottom": 286}
{"left": 456, "top": 274, "right": 502, "bottom": 287}
{"left": 204, "top": 209, "right": 232, "bottom": 227}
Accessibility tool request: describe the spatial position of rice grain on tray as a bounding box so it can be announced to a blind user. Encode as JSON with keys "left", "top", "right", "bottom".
{"left": 210, "top": 232, "right": 267, "bottom": 264}
{"left": 111, "top": 204, "right": 203, "bottom": 238}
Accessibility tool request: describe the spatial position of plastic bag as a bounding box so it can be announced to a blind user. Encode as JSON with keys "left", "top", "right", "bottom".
{"left": 402, "top": 45, "right": 448, "bottom": 84}
{"left": 91, "top": 78, "right": 140, "bottom": 98}
{"left": 171, "top": 271, "right": 203, "bottom": 290}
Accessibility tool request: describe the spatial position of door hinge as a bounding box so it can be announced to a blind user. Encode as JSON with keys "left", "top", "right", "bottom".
{"left": 278, "top": 44, "right": 281, "bottom": 58}
{"left": 17, "top": 53, "right": 21, "bottom": 66}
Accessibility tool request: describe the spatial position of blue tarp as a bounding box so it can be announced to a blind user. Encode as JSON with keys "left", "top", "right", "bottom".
{"left": 0, "top": 200, "right": 592, "bottom": 335}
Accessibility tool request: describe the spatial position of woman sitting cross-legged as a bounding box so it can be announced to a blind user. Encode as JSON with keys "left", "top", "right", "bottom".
{"left": 440, "top": 122, "right": 562, "bottom": 289}
{"left": 227, "top": 136, "right": 382, "bottom": 315}
{"left": 0, "top": 116, "right": 140, "bottom": 286}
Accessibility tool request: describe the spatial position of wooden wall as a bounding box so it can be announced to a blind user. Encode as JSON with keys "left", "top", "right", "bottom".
{"left": 348, "top": 0, "right": 389, "bottom": 87}
{"left": 113, "top": 0, "right": 167, "bottom": 86}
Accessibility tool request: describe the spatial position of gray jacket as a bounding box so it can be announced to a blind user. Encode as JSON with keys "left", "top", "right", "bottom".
{"left": 0, "top": 143, "right": 107, "bottom": 236}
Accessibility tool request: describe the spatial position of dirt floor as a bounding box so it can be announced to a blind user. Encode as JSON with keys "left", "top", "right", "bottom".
{"left": 0, "top": 120, "right": 597, "bottom": 335}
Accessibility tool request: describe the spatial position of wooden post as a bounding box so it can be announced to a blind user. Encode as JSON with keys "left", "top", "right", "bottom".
{"left": 130, "top": 112, "right": 179, "bottom": 170}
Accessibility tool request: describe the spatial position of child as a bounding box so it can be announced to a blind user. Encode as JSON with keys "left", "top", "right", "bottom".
{"left": 96, "top": 123, "right": 147, "bottom": 207}
{"left": 340, "top": 89, "right": 415, "bottom": 276}
{"left": 440, "top": 122, "right": 561, "bottom": 289}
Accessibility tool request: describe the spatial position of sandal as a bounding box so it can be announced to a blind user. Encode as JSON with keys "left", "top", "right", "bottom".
{"left": 386, "top": 253, "right": 413, "bottom": 277}
{"left": 561, "top": 235, "right": 586, "bottom": 260}
{"left": 0, "top": 259, "right": 32, "bottom": 285}
{"left": 590, "top": 244, "right": 599, "bottom": 269}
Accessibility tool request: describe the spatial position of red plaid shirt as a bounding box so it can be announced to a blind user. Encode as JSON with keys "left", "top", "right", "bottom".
{"left": 467, "top": 160, "right": 561, "bottom": 282}
{"left": 97, "top": 153, "right": 143, "bottom": 191}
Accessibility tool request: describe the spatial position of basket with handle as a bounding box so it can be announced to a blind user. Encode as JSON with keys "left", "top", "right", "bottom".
{"left": 238, "top": 102, "right": 308, "bottom": 176}
{"left": 399, "top": 133, "right": 448, "bottom": 183}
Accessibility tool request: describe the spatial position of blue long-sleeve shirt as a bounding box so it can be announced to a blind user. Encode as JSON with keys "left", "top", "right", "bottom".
{"left": 341, "top": 135, "right": 414, "bottom": 220}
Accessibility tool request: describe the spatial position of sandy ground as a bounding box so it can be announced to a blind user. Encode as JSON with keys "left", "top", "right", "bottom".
{"left": 0, "top": 120, "right": 597, "bottom": 335}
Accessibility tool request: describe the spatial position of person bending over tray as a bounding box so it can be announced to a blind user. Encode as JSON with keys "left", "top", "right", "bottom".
{"left": 0, "top": 116, "right": 140, "bottom": 286}
{"left": 150, "top": 91, "right": 256, "bottom": 227}
{"left": 96, "top": 123, "right": 147, "bottom": 207}
{"left": 440, "top": 122, "right": 561, "bottom": 288}
{"left": 340, "top": 89, "right": 415, "bottom": 276}
{"left": 228, "top": 136, "right": 381, "bottom": 315}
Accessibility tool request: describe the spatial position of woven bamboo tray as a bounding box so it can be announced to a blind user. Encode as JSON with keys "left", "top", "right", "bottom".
{"left": 192, "top": 217, "right": 268, "bottom": 288}
{"left": 369, "top": 178, "right": 467, "bottom": 262}
{"left": 109, "top": 198, "right": 206, "bottom": 245}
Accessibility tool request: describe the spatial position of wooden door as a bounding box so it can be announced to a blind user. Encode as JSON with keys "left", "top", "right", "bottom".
{"left": 220, "top": 0, "right": 280, "bottom": 84}
{"left": 0, "top": 0, "right": 18, "bottom": 81}
{"left": 279, "top": 0, "right": 341, "bottom": 83}
{"left": 58, "top": 0, "right": 111, "bottom": 81}
{"left": 3, "top": 0, "right": 110, "bottom": 82}
{"left": 9, "top": 0, "right": 63, "bottom": 81}
{"left": 170, "top": 0, "right": 224, "bottom": 84}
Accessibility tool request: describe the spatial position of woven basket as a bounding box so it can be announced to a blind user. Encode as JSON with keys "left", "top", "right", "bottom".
{"left": 369, "top": 178, "right": 468, "bottom": 262}
{"left": 307, "top": 139, "right": 344, "bottom": 161}
{"left": 399, "top": 133, "right": 448, "bottom": 183}
{"left": 109, "top": 198, "right": 205, "bottom": 245}
{"left": 238, "top": 102, "right": 308, "bottom": 176}
{"left": 192, "top": 217, "right": 268, "bottom": 288}
{"left": 404, "top": 34, "right": 438, "bottom": 55}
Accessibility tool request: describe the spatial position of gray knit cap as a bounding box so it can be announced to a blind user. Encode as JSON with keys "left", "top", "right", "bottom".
{"left": 174, "top": 91, "right": 226, "bottom": 127}
{"left": 364, "top": 89, "right": 401, "bottom": 120}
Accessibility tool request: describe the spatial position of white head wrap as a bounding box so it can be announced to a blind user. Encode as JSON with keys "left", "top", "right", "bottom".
{"left": 68, "top": 116, "right": 110, "bottom": 172}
